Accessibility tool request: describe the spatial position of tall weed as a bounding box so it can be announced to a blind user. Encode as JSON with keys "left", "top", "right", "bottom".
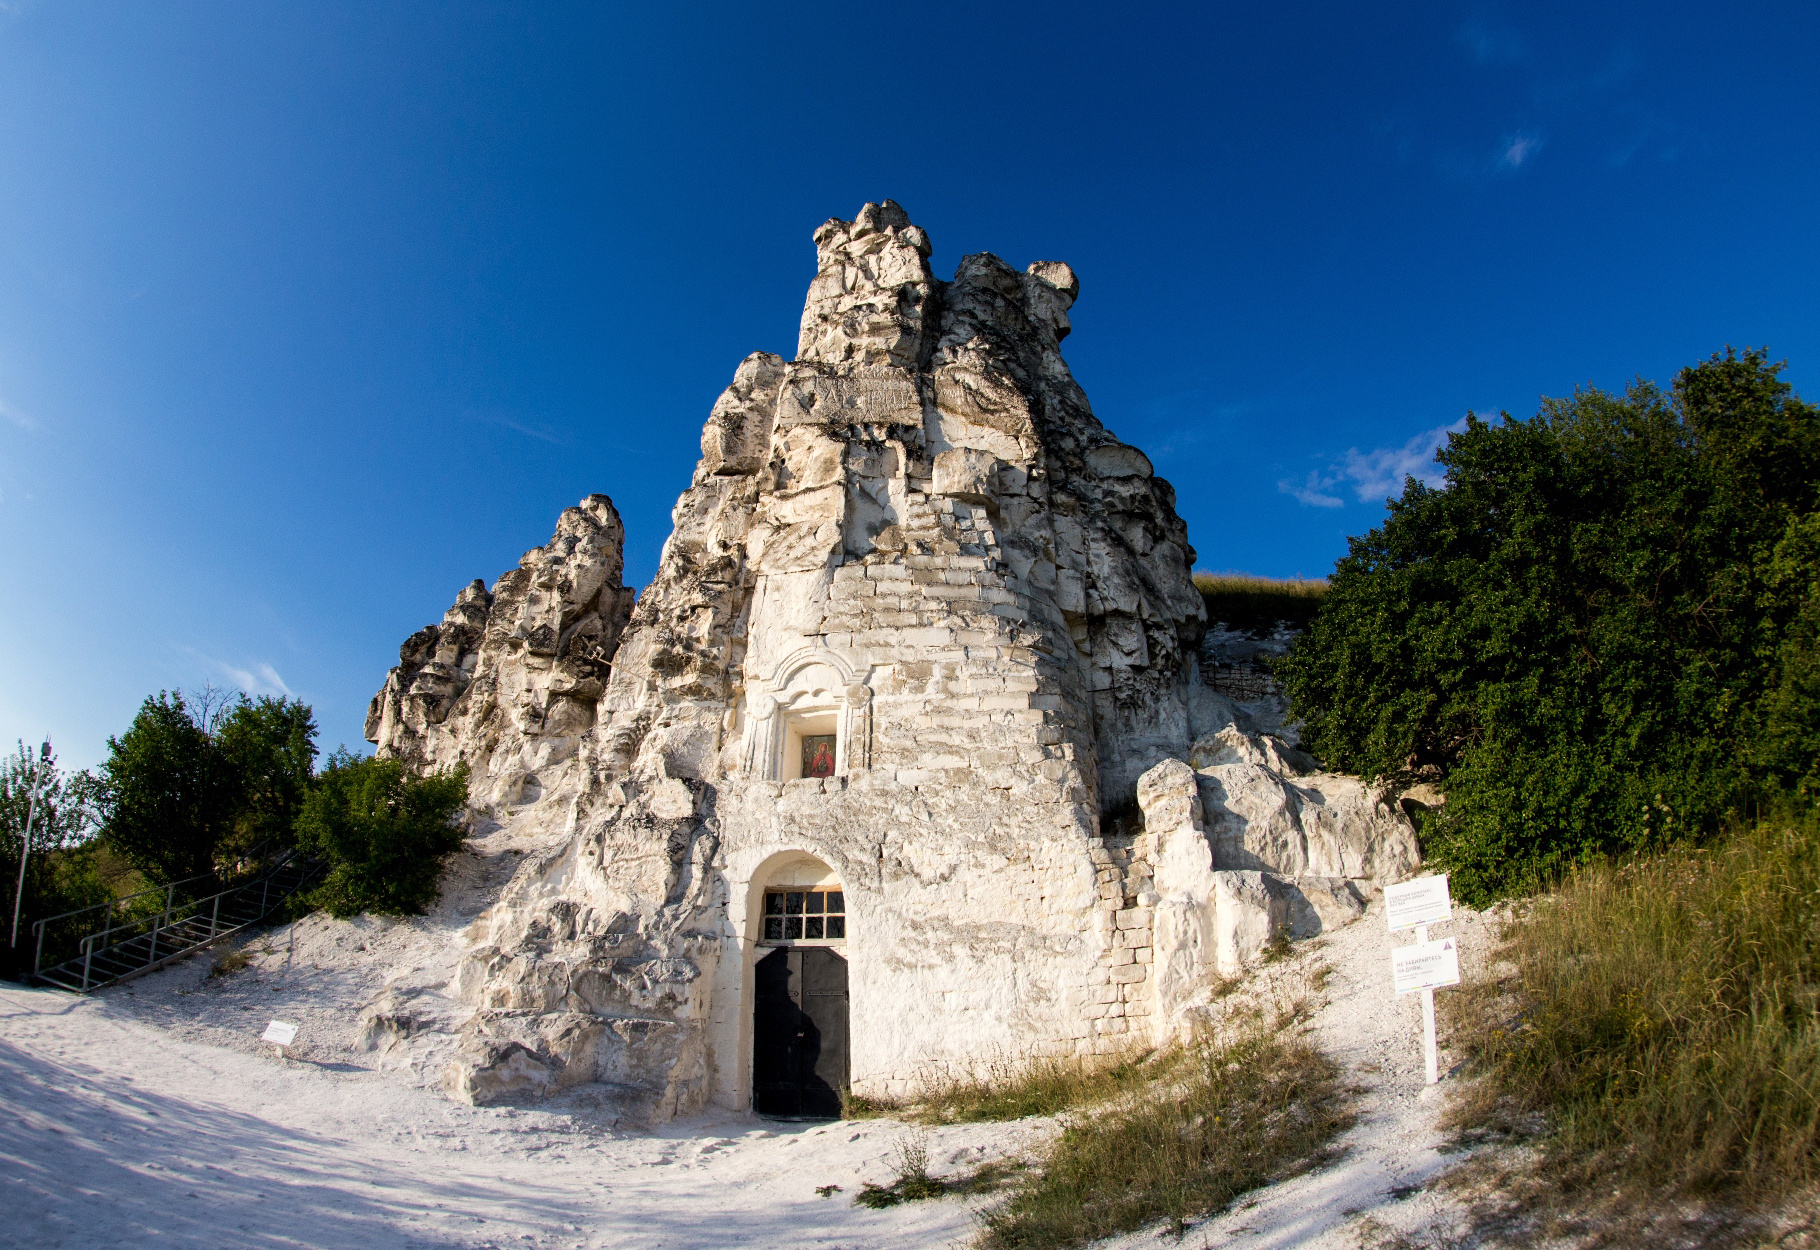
{"left": 1454, "top": 809, "right": 1820, "bottom": 1205}
{"left": 885, "top": 1048, "right": 1153, "bottom": 1124}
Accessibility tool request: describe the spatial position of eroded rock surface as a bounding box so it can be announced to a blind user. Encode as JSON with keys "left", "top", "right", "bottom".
{"left": 366, "top": 495, "right": 636, "bottom": 813}
{"left": 367, "top": 201, "right": 1420, "bottom": 1116}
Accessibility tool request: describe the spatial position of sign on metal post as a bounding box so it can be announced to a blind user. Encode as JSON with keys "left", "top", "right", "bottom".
{"left": 1385, "top": 874, "right": 1456, "bottom": 1085}
{"left": 261, "top": 1020, "right": 298, "bottom": 1050}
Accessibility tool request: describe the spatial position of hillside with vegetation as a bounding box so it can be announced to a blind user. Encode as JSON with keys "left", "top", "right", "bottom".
{"left": 1273, "top": 348, "right": 1820, "bottom": 1239}
{"left": 1279, "top": 348, "right": 1820, "bottom": 904}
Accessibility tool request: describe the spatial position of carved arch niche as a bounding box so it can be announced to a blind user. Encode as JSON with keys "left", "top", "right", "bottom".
{"left": 743, "top": 648, "right": 873, "bottom": 781}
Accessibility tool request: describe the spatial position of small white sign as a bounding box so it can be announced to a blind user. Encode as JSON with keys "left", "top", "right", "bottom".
{"left": 1384, "top": 874, "right": 1452, "bottom": 932}
{"left": 261, "top": 1020, "right": 298, "bottom": 1047}
{"left": 1391, "top": 937, "right": 1461, "bottom": 995}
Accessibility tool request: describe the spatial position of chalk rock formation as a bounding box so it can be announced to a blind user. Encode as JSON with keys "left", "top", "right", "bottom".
{"left": 366, "top": 495, "right": 636, "bottom": 812}
{"left": 368, "top": 201, "right": 1420, "bottom": 1115}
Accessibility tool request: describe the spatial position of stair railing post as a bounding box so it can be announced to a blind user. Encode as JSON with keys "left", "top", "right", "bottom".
{"left": 211, "top": 893, "right": 220, "bottom": 938}
{"left": 81, "top": 936, "right": 92, "bottom": 991}
{"left": 33, "top": 920, "right": 45, "bottom": 976}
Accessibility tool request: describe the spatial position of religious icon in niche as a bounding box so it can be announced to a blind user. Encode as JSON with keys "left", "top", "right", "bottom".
{"left": 801, "top": 733, "right": 836, "bottom": 778}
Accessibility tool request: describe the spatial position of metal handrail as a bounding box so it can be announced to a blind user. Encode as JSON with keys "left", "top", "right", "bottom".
{"left": 27, "top": 837, "right": 281, "bottom": 934}
{"left": 30, "top": 840, "right": 293, "bottom": 984}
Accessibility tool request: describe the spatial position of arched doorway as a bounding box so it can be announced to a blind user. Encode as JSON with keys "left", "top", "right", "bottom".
{"left": 751, "top": 857, "right": 849, "bottom": 1118}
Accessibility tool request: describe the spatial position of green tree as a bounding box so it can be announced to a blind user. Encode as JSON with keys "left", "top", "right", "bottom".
{"left": 99, "top": 692, "right": 237, "bottom": 889}
{"left": 1278, "top": 349, "right": 1820, "bottom": 902}
{"left": 2, "top": 742, "right": 109, "bottom": 978}
{"left": 295, "top": 750, "right": 469, "bottom": 917}
{"left": 216, "top": 695, "right": 319, "bottom": 858}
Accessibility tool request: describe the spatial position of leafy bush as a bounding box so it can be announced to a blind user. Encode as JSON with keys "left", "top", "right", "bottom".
{"left": 295, "top": 750, "right": 469, "bottom": 917}
{"left": 1277, "top": 349, "right": 1820, "bottom": 903}
{"left": 1195, "top": 572, "right": 1328, "bottom": 636}
{"left": 1450, "top": 809, "right": 1820, "bottom": 1217}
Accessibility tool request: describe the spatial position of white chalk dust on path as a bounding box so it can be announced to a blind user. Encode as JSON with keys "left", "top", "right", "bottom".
{"left": 1, "top": 897, "right": 1495, "bottom": 1250}
{"left": 1, "top": 982, "right": 1050, "bottom": 1249}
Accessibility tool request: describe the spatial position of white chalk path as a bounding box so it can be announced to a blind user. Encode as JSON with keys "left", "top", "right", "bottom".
{"left": 0, "top": 897, "right": 1494, "bottom": 1250}
{"left": 0, "top": 983, "right": 1052, "bottom": 1250}
{"left": 1096, "top": 898, "right": 1499, "bottom": 1250}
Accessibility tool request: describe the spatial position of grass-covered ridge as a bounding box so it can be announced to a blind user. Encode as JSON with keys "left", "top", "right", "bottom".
{"left": 846, "top": 1023, "right": 1353, "bottom": 1247}
{"left": 1194, "top": 572, "right": 1328, "bottom": 635}
{"left": 1450, "top": 809, "right": 1820, "bottom": 1225}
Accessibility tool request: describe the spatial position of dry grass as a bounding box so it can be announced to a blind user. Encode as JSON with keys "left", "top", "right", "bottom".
{"left": 976, "top": 1028, "right": 1354, "bottom": 1249}
{"left": 208, "top": 945, "right": 254, "bottom": 977}
{"left": 1194, "top": 571, "right": 1328, "bottom": 635}
{"left": 1444, "top": 809, "right": 1820, "bottom": 1242}
{"left": 845, "top": 1045, "right": 1155, "bottom": 1125}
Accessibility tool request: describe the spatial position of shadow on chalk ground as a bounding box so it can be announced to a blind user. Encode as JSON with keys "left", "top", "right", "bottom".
{"left": 0, "top": 1037, "right": 592, "bottom": 1249}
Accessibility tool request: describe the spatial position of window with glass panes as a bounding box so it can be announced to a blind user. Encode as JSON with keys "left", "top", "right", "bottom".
{"left": 762, "top": 888, "right": 845, "bottom": 942}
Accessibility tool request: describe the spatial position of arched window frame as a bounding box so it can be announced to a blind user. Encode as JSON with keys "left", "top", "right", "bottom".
{"left": 742, "top": 647, "right": 873, "bottom": 781}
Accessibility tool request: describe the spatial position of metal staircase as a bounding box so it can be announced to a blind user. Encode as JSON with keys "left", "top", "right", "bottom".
{"left": 29, "top": 848, "right": 324, "bottom": 993}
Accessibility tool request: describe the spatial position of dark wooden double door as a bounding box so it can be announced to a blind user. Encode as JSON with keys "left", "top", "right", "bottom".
{"left": 753, "top": 946, "right": 849, "bottom": 1118}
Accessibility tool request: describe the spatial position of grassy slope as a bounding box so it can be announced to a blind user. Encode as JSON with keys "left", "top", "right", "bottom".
{"left": 849, "top": 1024, "right": 1353, "bottom": 1249}
{"left": 1448, "top": 810, "right": 1820, "bottom": 1230}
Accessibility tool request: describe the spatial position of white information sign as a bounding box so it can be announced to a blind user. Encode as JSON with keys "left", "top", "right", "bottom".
{"left": 260, "top": 1020, "right": 298, "bottom": 1046}
{"left": 1391, "top": 937, "right": 1461, "bottom": 995}
{"left": 1384, "top": 874, "right": 1453, "bottom": 932}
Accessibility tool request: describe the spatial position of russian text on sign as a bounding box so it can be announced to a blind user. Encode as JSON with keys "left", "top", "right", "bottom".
{"left": 1384, "top": 874, "right": 1452, "bottom": 931}
{"left": 1391, "top": 937, "right": 1461, "bottom": 995}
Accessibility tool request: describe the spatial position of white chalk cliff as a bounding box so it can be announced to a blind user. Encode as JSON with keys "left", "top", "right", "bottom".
{"left": 366, "top": 201, "right": 1420, "bottom": 1116}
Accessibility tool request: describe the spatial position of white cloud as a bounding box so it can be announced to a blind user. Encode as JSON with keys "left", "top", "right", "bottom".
{"left": 1459, "top": 18, "right": 1524, "bottom": 64}
{"left": 0, "top": 397, "right": 38, "bottom": 430}
{"left": 467, "top": 410, "right": 566, "bottom": 445}
{"left": 1281, "top": 417, "right": 1471, "bottom": 509}
{"left": 1496, "top": 130, "right": 1543, "bottom": 171}
{"left": 1277, "top": 471, "right": 1345, "bottom": 508}
{"left": 184, "top": 648, "right": 296, "bottom": 699}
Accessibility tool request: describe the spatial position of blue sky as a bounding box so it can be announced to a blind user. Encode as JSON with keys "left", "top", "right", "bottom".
{"left": 2, "top": 1, "right": 1816, "bottom": 769}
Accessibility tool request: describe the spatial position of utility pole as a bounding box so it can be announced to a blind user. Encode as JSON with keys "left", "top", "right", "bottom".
{"left": 10, "top": 740, "right": 51, "bottom": 949}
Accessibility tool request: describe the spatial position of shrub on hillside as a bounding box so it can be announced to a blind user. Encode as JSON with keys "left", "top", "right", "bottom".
{"left": 0, "top": 742, "right": 112, "bottom": 979}
{"left": 1278, "top": 349, "right": 1820, "bottom": 902}
{"left": 295, "top": 750, "right": 469, "bottom": 918}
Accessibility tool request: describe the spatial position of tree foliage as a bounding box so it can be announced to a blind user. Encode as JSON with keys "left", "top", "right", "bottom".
{"left": 217, "top": 695, "right": 319, "bottom": 857}
{"left": 1, "top": 742, "right": 110, "bottom": 975}
{"left": 295, "top": 750, "right": 469, "bottom": 918}
{"left": 96, "top": 690, "right": 319, "bottom": 891}
{"left": 1278, "top": 349, "right": 1820, "bottom": 903}
{"left": 99, "top": 692, "right": 238, "bottom": 889}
